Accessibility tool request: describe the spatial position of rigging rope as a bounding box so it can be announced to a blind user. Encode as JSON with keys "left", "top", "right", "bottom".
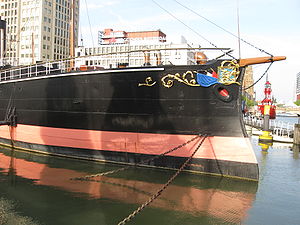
{"left": 84, "top": 0, "right": 95, "bottom": 48}
{"left": 151, "top": 0, "right": 235, "bottom": 59}
{"left": 172, "top": 0, "right": 273, "bottom": 57}
{"left": 153, "top": 0, "right": 276, "bottom": 89}
{"left": 117, "top": 134, "right": 208, "bottom": 225}
{"left": 173, "top": 0, "right": 276, "bottom": 89}
{"left": 243, "top": 62, "right": 273, "bottom": 90}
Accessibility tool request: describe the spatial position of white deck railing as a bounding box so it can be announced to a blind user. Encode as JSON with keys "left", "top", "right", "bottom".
{"left": 0, "top": 60, "right": 69, "bottom": 82}
{"left": 0, "top": 47, "right": 232, "bottom": 82}
{"left": 244, "top": 115, "right": 294, "bottom": 139}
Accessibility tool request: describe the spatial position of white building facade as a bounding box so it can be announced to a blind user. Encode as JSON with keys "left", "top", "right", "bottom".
{"left": 75, "top": 42, "right": 198, "bottom": 69}
{"left": 296, "top": 72, "right": 300, "bottom": 100}
{"left": 0, "top": 0, "right": 79, "bottom": 66}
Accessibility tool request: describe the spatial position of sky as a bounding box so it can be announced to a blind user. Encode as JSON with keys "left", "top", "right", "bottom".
{"left": 78, "top": 0, "right": 300, "bottom": 104}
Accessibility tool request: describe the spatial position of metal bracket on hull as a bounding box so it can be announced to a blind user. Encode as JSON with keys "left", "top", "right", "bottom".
{"left": 0, "top": 107, "right": 17, "bottom": 127}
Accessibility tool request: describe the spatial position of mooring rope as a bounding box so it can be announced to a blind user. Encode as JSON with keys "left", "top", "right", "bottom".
{"left": 70, "top": 134, "right": 202, "bottom": 181}
{"left": 117, "top": 134, "right": 208, "bottom": 225}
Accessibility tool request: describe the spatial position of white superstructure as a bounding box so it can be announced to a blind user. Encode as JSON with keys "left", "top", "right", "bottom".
{"left": 75, "top": 42, "right": 198, "bottom": 69}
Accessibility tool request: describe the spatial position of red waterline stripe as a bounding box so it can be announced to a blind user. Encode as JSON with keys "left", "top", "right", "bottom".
{"left": 0, "top": 124, "right": 257, "bottom": 164}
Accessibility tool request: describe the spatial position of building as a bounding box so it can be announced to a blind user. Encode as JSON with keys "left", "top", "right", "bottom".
{"left": 98, "top": 28, "right": 166, "bottom": 45}
{"left": 98, "top": 28, "right": 128, "bottom": 45}
{"left": 77, "top": 28, "right": 196, "bottom": 68}
{"left": 296, "top": 72, "right": 300, "bottom": 100}
{"left": 242, "top": 66, "right": 255, "bottom": 100}
{"left": 0, "top": 18, "right": 6, "bottom": 66}
{"left": 75, "top": 42, "right": 197, "bottom": 69}
{"left": 0, "top": 0, "right": 79, "bottom": 66}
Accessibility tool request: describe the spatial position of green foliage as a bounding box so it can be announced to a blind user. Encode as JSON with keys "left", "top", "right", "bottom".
{"left": 242, "top": 95, "right": 256, "bottom": 107}
{"left": 294, "top": 99, "right": 300, "bottom": 106}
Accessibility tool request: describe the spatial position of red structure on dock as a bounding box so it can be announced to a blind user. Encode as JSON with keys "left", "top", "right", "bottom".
{"left": 258, "top": 78, "right": 276, "bottom": 119}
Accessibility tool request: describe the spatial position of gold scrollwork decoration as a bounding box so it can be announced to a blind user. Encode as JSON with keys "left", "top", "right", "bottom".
{"left": 218, "top": 60, "right": 241, "bottom": 85}
{"left": 161, "top": 71, "right": 200, "bottom": 88}
{"left": 138, "top": 77, "right": 157, "bottom": 87}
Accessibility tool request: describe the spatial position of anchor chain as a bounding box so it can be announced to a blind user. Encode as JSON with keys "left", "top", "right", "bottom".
{"left": 71, "top": 134, "right": 202, "bottom": 181}
{"left": 117, "top": 134, "right": 207, "bottom": 225}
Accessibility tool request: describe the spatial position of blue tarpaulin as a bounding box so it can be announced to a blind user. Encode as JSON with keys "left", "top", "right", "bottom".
{"left": 196, "top": 73, "right": 219, "bottom": 87}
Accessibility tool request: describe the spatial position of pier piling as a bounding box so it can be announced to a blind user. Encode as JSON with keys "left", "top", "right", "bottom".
{"left": 293, "top": 124, "right": 300, "bottom": 145}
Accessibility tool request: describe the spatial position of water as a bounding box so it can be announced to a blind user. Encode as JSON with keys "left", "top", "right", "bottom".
{"left": 0, "top": 137, "right": 299, "bottom": 225}
{"left": 275, "top": 115, "right": 298, "bottom": 126}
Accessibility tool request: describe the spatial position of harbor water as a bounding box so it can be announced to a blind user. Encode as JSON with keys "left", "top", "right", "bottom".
{"left": 275, "top": 115, "right": 298, "bottom": 126}
{"left": 0, "top": 136, "right": 299, "bottom": 225}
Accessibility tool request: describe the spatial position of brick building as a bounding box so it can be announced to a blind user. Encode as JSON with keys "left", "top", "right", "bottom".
{"left": 242, "top": 66, "right": 255, "bottom": 100}
{"left": 98, "top": 28, "right": 166, "bottom": 45}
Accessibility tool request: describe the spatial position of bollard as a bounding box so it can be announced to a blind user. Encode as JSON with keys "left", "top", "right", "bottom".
{"left": 293, "top": 124, "right": 300, "bottom": 145}
{"left": 259, "top": 105, "right": 273, "bottom": 143}
{"left": 291, "top": 144, "right": 299, "bottom": 159}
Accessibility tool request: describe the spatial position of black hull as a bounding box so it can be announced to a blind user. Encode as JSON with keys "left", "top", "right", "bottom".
{"left": 0, "top": 63, "right": 245, "bottom": 136}
{"left": 0, "top": 60, "right": 258, "bottom": 180}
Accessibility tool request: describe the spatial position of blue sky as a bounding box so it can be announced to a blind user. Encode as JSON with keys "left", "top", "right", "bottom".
{"left": 79, "top": 0, "right": 300, "bottom": 103}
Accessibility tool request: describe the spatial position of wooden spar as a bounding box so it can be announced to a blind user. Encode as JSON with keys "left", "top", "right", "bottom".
{"left": 239, "top": 56, "right": 286, "bottom": 67}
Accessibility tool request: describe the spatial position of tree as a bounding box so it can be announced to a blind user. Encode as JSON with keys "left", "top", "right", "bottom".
{"left": 242, "top": 95, "right": 256, "bottom": 107}
{"left": 294, "top": 99, "right": 300, "bottom": 106}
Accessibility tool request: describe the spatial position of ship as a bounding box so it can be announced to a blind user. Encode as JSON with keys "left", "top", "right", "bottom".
{"left": 0, "top": 50, "right": 286, "bottom": 181}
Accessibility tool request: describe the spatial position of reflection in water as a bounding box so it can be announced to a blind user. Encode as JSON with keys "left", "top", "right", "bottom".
{"left": 0, "top": 147, "right": 258, "bottom": 225}
{"left": 258, "top": 142, "right": 273, "bottom": 152}
{"left": 292, "top": 144, "right": 300, "bottom": 159}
